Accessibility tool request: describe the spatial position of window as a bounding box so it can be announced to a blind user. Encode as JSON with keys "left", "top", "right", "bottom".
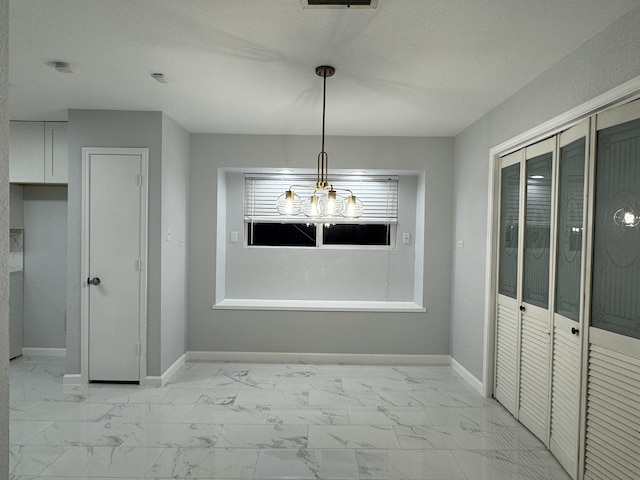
{"left": 247, "top": 223, "right": 316, "bottom": 247}
{"left": 244, "top": 174, "right": 398, "bottom": 247}
{"left": 219, "top": 170, "right": 423, "bottom": 307}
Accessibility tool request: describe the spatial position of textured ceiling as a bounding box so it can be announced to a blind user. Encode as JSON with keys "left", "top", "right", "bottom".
{"left": 8, "top": 0, "right": 640, "bottom": 136}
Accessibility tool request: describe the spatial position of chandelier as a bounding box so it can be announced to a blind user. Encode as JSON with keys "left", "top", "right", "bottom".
{"left": 276, "top": 66, "right": 363, "bottom": 219}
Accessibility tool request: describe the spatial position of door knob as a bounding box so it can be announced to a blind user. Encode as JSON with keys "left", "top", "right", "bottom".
{"left": 88, "top": 277, "right": 101, "bottom": 286}
{"left": 519, "top": 305, "right": 525, "bottom": 312}
{"left": 571, "top": 327, "right": 579, "bottom": 336}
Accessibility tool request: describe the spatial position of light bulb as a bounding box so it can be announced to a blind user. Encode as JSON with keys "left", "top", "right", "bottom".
{"left": 326, "top": 191, "right": 337, "bottom": 215}
{"left": 614, "top": 206, "right": 640, "bottom": 228}
{"left": 623, "top": 211, "right": 637, "bottom": 226}
{"left": 305, "top": 195, "right": 322, "bottom": 217}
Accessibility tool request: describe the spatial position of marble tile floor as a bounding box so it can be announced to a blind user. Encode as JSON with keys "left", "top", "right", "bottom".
{"left": 8, "top": 355, "right": 571, "bottom": 479}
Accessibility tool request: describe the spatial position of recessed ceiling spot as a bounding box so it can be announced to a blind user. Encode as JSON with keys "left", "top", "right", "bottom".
{"left": 151, "top": 73, "right": 169, "bottom": 84}
{"left": 302, "top": 0, "right": 377, "bottom": 9}
{"left": 47, "top": 61, "right": 74, "bottom": 73}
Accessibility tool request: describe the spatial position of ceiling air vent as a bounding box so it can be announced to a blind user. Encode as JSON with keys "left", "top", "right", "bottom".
{"left": 302, "top": 0, "right": 378, "bottom": 9}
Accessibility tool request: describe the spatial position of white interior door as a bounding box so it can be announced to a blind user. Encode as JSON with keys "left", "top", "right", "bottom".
{"left": 494, "top": 150, "right": 524, "bottom": 417}
{"left": 583, "top": 100, "right": 640, "bottom": 480}
{"left": 548, "top": 121, "right": 589, "bottom": 479}
{"left": 85, "top": 149, "right": 147, "bottom": 382}
{"left": 517, "top": 137, "right": 556, "bottom": 444}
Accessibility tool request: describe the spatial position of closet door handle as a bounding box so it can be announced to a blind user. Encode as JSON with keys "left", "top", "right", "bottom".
{"left": 519, "top": 305, "right": 525, "bottom": 312}
{"left": 88, "top": 277, "right": 101, "bottom": 286}
{"left": 571, "top": 327, "right": 579, "bottom": 336}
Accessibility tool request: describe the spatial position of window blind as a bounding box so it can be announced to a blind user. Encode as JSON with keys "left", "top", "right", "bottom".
{"left": 244, "top": 174, "right": 399, "bottom": 223}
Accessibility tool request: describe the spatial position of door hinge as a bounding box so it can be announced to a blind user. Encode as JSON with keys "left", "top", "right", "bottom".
{"left": 136, "top": 343, "right": 142, "bottom": 355}
{"left": 136, "top": 174, "right": 142, "bottom": 186}
{"left": 135, "top": 259, "right": 142, "bottom": 271}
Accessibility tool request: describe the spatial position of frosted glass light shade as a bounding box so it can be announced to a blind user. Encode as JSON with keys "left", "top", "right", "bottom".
{"left": 276, "top": 190, "right": 302, "bottom": 215}
{"left": 342, "top": 194, "right": 363, "bottom": 218}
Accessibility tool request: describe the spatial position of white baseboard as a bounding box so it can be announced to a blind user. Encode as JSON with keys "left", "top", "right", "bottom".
{"left": 22, "top": 347, "right": 66, "bottom": 357}
{"left": 144, "top": 353, "right": 186, "bottom": 387}
{"left": 185, "top": 351, "right": 450, "bottom": 366}
{"left": 451, "top": 357, "right": 484, "bottom": 395}
{"left": 62, "top": 374, "right": 83, "bottom": 385}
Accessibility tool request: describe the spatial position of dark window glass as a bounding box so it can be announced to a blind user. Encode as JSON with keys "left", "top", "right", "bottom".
{"left": 247, "top": 223, "right": 316, "bottom": 247}
{"left": 323, "top": 224, "right": 390, "bottom": 245}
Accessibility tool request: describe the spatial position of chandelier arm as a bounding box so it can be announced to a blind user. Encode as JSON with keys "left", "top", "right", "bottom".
{"left": 288, "top": 184, "right": 327, "bottom": 192}
{"left": 331, "top": 187, "right": 354, "bottom": 195}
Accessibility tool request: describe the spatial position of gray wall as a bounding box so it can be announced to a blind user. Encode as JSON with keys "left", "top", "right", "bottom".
{"left": 9, "top": 185, "right": 23, "bottom": 228}
{"left": 225, "top": 173, "right": 417, "bottom": 301}
{"left": 160, "top": 114, "right": 189, "bottom": 373}
{"left": 66, "top": 110, "right": 163, "bottom": 376}
{"left": 1, "top": 0, "right": 10, "bottom": 475}
{"left": 22, "top": 186, "right": 67, "bottom": 348}
{"left": 188, "top": 134, "right": 453, "bottom": 355}
{"left": 450, "top": 5, "right": 640, "bottom": 381}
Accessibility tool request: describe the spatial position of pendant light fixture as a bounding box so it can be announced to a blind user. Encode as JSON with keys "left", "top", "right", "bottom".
{"left": 276, "top": 66, "right": 363, "bottom": 219}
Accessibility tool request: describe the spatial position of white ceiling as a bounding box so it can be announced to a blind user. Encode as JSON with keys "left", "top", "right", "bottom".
{"left": 8, "top": 0, "right": 640, "bottom": 136}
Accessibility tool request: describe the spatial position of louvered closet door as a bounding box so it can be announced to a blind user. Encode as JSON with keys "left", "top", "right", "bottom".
{"left": 549, "top": 121, "right": 589, "bottom": 480}
{"left": 495, "top": 150, "right": 524, "bottom": 417}
{"left": 518, "top": 137, "right": 556, "bottom": 444}
{"left": 585, "top": 99, "right": 640, "bottom": 480}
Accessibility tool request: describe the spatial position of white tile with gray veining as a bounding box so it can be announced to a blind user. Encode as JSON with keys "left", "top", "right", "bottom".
{"left": 267, "top": 406, "right": 350, "bottom": 425}
{"left": 121, "top": 422, "right": 222, "bottom": 447}
{"left": 308, "top": 425, "right": 400, "bottom": 449}
{"left": 39, "top": 446, "right": 165, "bottom": 477}
{"left": 215, "top": 424, "right": 308, "bottom": 448}
{"left": 148, "top": 447, "right": 260, "bottom": 478}
{"left": 356, "top": 449, "right": 468, "bottom": 479}
{"left": 453, "top": 449, "right": 571, "bottom": 480}
{"left": 254, "top": 448, "right": 359, "bottom": 479}
{"left": 8, "top": 355, "right": 571, "bottom": 479}
{"left": 26, "top": 421, "right": 137, "bottom": 447}
{"left": 394, "top": 424, "right": 546, "bottom": 451}
{"left": 348, "top": 406, "right": 432, "bottom": 426}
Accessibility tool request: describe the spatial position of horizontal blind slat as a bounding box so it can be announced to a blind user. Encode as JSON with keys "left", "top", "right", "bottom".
{"left": 245, "top": 175, "right": 399, "bottom": 222}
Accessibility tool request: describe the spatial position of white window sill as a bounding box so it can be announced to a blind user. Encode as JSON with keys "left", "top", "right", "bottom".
{"left": 214, "top": 299, "right": 426, "bottom": 313}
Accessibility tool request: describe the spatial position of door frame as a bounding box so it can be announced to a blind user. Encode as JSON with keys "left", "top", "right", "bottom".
{"left": 80, "top": 147, "right": 149, "bottom": 384}
{"left": 482, "top": 76, "right": 640, "bottom": 398}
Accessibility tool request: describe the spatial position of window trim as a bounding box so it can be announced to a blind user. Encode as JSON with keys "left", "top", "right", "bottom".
{"left": 216, "top": 168, "right": 426, "bottom": 309}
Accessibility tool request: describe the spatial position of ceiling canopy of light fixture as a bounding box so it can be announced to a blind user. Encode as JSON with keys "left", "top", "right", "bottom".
{"left": 276, "top": 66, "right": 364, "bottom": 219}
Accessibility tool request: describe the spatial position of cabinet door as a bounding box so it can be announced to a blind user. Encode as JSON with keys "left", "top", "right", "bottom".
{"left": 45, "top": 122, "right": 68, "bottom": 183}
{"left": 9, "top": 121, "right": 44, "bottom": 183}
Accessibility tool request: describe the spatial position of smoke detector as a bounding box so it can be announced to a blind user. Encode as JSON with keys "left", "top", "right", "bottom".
{"left": 151, "top": 73, "right": 170, "bottom": 84}
{"left": 47, "top": 61, "right": 74, "bottom": 73}
{"left": 302, "top": 0, "right": 377, "bottom": 8}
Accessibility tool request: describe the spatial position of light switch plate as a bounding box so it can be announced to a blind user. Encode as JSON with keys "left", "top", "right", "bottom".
{"left": 402, "top": 233, "right": 411, "bottom": 244}
{"left": 230, "top": 231, "right": 239, "bottom": 243}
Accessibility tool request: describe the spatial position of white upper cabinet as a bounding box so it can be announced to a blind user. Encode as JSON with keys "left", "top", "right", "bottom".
{"left": 45, "top": 122, "right": 68, "bottom": 183}
{"left": 9, "top": 121, "right": 68, "bottom": 184}
{"left": 9, "top": 121, "right": 45, "bottom": 183}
